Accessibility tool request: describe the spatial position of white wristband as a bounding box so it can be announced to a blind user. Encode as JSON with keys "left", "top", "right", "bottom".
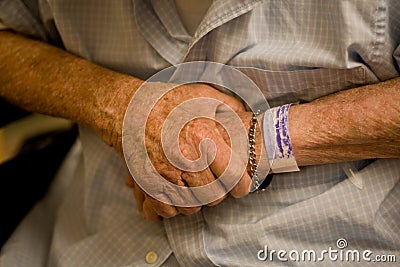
{"left": 263, "top": 104, "right": 300, "bottom": 173}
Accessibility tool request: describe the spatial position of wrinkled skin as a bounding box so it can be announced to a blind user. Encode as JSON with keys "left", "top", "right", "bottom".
{"left": 121, "top": 83, "right": 255, "bottom": 220}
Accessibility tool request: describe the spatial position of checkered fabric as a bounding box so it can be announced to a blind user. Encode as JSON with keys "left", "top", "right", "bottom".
{"left": 1, "top": 1, "right": 399, "bottom": 266}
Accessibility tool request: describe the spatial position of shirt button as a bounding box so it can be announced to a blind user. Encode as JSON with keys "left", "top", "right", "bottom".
{"left": 145, "top": 251, "right": 158, "bottom": 264}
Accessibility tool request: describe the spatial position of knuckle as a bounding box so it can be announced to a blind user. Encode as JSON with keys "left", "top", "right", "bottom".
{"left": 151, "top": 201, "right": 178, "bottom": 218}
{"left": 160, "top": 209, "right": 178, "bottom": 218}
{"left": 206, "top": 195, "right": 226, "bottom": 206}
{"left": 178, "top": 206, "right": 201, "bottom": 215}
{"left": 230, "top": 187, "right": 248, "bottom": 198}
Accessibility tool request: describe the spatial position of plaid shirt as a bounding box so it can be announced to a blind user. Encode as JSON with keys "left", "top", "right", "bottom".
{"left": 1, "top": 0, "right": 399, "bottom": 266}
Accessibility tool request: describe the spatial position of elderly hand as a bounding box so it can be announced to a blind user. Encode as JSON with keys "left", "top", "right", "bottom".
{"left": 122, "top": 82, "right": 260, "bottom": 220}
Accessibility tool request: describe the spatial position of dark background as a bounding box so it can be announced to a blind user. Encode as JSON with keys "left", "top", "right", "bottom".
{"left": 0, "top": 99, "right": 77, "bottom": 248}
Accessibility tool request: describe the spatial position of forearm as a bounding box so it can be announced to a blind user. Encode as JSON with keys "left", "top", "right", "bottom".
{"left": 289, "top": 78, "right": 400, "bottom": 166}
{"left": 0, "top": 31, "right": 142, "bottom": 145}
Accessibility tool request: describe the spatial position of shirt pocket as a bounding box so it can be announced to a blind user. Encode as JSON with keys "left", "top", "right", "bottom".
{"left": 236, "top": 66, "right": 372, "bottom": 106}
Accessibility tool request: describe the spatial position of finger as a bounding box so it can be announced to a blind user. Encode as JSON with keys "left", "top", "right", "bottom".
{"left": 206, "top": 194, "right": 227, "bottom": 206}
{"left": 150, "top": 162, "right": 203, "bottom": 207}
{"left": 179, "top": 138, "right": 216, "bottom": 188}
{"left": 147, "top": 195, "right": 179, "bottom": 218}
{"left": 133, "top": 181, "right": 145, "bottom": 212}
{"left": 179, "top": 142, "right": 216, "bottom": 187}
{"left": 142, "top": 195, "right": 162, "bottom": 221}
{"left": 177, "top": 206, "right": 201, "bottom": 215}
{"left": 229, "top": 171, "right": 252, "bottom": 198}
{"left": 208, "top": 128, "right": 251, "bottom": 198}
{"left": 132, "top": 175, "right": 179, "bottom": 218}
{"left": 181, "top": 170, "right": 228, "bottom": 205}
{"left": 182, "top": 121, "right": 250, "bottom": 199}
{"left": 215, "top": 120, "right": 230, "bottom": 146}
{"left": 154, "top": 167, "right": 185, "bottom": 186}
{"left": 180, "top": 140, "right": 228, "bottom": 205}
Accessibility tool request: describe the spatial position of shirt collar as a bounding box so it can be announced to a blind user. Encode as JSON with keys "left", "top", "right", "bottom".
{"left": 134, "top": 0, "right": 262, "bottom": 65}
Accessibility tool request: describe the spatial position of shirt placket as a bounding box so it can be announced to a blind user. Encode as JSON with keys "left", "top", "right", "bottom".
{"left": 133, "top": 0, "right": 189, "bottom": 65}
{"left": 133, "top": 0, "right": 263, "bottom": 65}
{"left": 183, "top": 0, "right": 263, "bottom": 62}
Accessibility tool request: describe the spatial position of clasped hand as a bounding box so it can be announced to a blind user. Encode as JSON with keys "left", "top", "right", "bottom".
{"left": 108, "top": 82, "right": 257, "bottom": 220}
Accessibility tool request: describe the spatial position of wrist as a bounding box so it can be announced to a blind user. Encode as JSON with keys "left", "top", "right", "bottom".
{"left": 89, "top": 75, "right": 143, "bottom": 152}
{"left": 243, "top": 111, "right": 271, "bottom": 192}
{"left": 245, "top": 112, "right": 263, "bottom": 175}
{"left": 263, "top": 104, "right": 300, "bottom": 173}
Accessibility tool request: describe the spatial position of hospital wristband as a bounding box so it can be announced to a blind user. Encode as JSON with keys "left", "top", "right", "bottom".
{"left": 263, "top": 104, "right": 300, "bottom": 173}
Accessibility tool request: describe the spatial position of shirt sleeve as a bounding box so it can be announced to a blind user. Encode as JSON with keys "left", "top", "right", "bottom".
{"left": 0, "top": 0, "right": 62, "bottom": 46}
{"left": 391, "top": 0, "right": 400, "bottom": 74}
